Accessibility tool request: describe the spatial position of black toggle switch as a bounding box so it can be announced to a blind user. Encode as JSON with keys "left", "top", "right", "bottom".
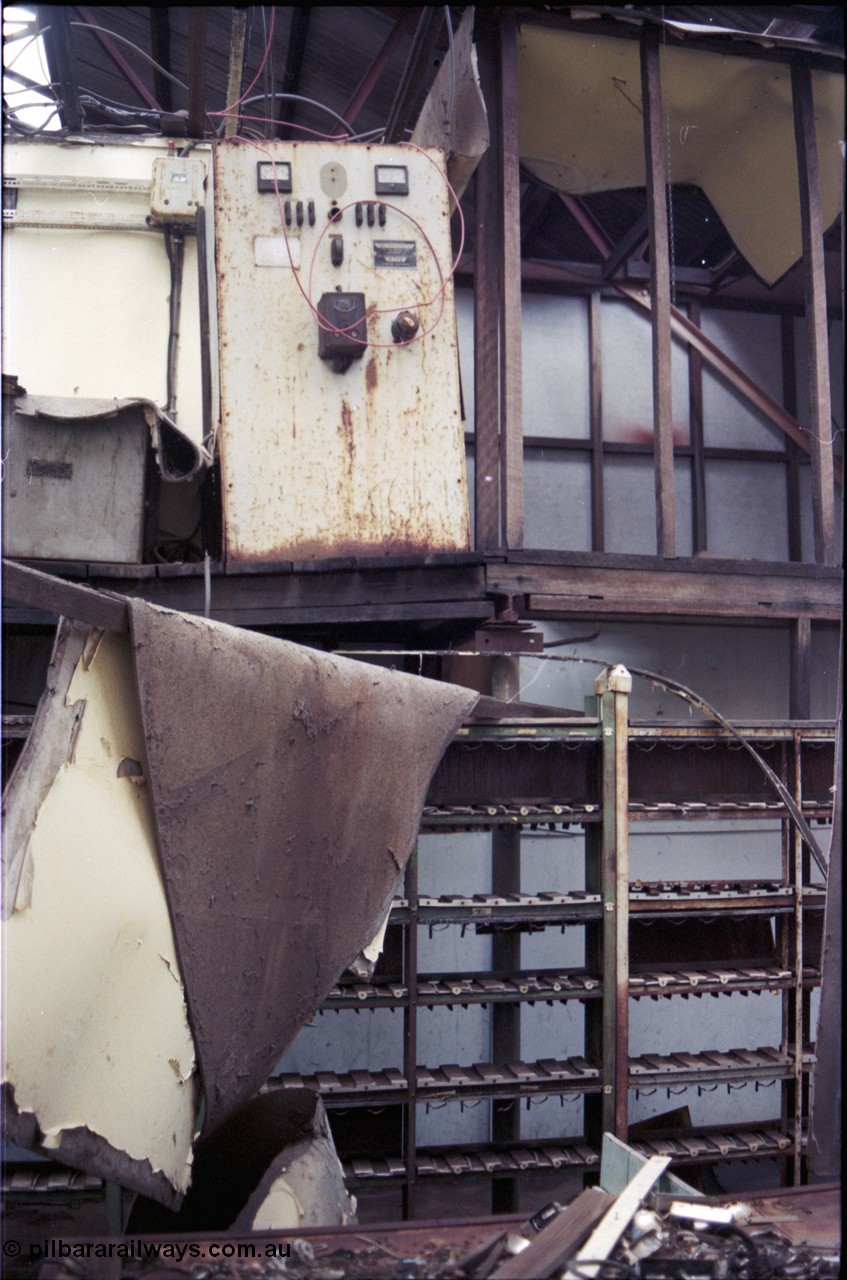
{"left": 330, "top": 234, "right": 344, "bottom": 266}
{"left": 317, "top": 291, "right": 367, "bottom": 373}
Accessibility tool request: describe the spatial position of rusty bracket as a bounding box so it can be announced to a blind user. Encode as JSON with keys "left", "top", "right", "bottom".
{"left": 474, "top": 594, "right": 544, "bottom": 652}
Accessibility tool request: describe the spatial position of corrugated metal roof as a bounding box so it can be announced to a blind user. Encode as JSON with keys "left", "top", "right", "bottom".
{"left": 3, "top": 6, "right": 843, "bottom": 305}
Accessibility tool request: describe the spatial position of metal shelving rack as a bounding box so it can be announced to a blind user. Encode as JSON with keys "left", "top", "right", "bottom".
{"left": 269, "top": 666, "right": 834, "bottom": 1217}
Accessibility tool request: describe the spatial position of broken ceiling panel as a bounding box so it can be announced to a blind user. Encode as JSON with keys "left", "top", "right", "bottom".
{"left": 411, "top": 6, "right": 490, "bottom": 205}
{"left": 517, "top": 24, "right": 844, "bottom": 284}
{"left": 127, "top": 600, "right": 478, "bottom": 1133}
{"left": 1, "top": 622, "right": 198, "bottom": 1208}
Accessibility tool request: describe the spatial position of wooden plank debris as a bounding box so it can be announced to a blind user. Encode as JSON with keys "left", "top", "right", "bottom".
{"left": 573, "top": 1155, "right": 670, "bottom": 1278}
{"left": 490, "top": 1189, "right": 616, "bottom": 1279}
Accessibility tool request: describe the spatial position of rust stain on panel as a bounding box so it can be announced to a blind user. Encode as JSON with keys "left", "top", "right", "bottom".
{"left": 213, "top": 139, "right": 470, "bottom": 563}
{"left": 339, "top": 399, "right": 355, "bottom": 462}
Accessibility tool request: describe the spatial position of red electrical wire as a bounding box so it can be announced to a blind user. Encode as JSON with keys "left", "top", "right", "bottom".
{"left": 221, "top": 133, "right": 465, "bottom": 349}
{"left": 209, "top": 9, "right": 276, "bottom": 120}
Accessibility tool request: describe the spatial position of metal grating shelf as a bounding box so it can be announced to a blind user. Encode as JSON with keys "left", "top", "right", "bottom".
{"left": 321, "top": 963, "right": 820, "bottom": 1011}
{"left": 1, "top": 1167, "right": 104, "bottom": 1195}
{"left": 421, "top": 802, "right": 601, "bottom": 831}
{"left": 269, "top": 1044, "right": 812, "bottom": 1107}
{"left": 628, "top": 1045, "right": 815, "bottom": 1088}
{"left": 340, "top": 1124, "right": 801, "bottom": 1183}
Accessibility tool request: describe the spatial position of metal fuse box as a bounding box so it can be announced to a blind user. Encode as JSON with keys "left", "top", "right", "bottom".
{"left": 150, "top": 155, "right": 207, "bottom": 223}
{"left": 213, "top": 140, "right": 470, "bottom": 562}
{"left": 1, "top": 399, "right": 151, "bottom": 563}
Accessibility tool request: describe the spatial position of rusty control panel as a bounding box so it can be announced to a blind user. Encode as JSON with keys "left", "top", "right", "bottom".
{"left": 213, "top": 140, "right": 470, "bottom": 563}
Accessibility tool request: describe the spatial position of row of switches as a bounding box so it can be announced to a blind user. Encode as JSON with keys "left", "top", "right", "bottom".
{"left": 355, "top": 202, "right": 387, "bottom": 228}
{"left": 283, "top": 199, "right": 315, "bottom": 227}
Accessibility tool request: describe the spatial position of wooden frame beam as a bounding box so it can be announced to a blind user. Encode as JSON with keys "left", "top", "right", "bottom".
{"left": 791, "top": 57, "right": 837, "bottom": 566}
{"left": 472, "top": 12, "right": 524, "bottom": 552}
{"left": 640, "top": 33, "right": 676, "bottom": 557}
{"left": 222, "top": 8, "right": 248, "bottom": 138}
{"left": 589, "top": 292, "right": 605, "bottom": 551}
{"left": 499, "top": 12, "right": 524, "bottom": 549}
{"left": 687, "top": 299, "right": 707, "bottom": 553}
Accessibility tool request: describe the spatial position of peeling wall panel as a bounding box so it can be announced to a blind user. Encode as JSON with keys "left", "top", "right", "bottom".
{"left": 1, "top": 623, "right": 197, "bottom": 1207}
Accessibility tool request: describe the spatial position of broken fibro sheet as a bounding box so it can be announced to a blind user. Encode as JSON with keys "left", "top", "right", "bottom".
{"left": 2, "top": 603, "right": 478, "bottom": 1207}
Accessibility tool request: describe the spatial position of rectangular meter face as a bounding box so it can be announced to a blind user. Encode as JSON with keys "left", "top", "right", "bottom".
{"left": 256, "top": 161, "right": 293, "bottom": 193}
{"left": 373, "top": 164, "right": 409, "bottom": 195}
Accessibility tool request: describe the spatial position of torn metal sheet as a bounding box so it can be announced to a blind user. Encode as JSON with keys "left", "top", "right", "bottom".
{"left": 1, "top": 621, "right": 198, "bottom": 1208}
{"left": 411, "top": 6, "right": 490, "bottom": 205}
{"left": 11, "top": 393, "right": 209, "bottom": 482}
{"left": 127, "top": 1091, "right": 354, "bottom": 1232}
{"left": 517, "top": 25, "right": 844, "bottom": 285}
{"left": 127, "top": 599, "right": 478, "bottom": 1132}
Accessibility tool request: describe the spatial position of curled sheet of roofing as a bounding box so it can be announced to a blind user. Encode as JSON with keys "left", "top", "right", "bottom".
{"left": 517, "top": 24, "right": 844, "bottom": 285}
{"left": 129, "top": 602, "right": 479, "bottom": 1130}
{"left": 2, "top": 603, "right": 477, "bottom": 1205}
{"left": 10, "top": 394, "right": 209, "bottom": 481}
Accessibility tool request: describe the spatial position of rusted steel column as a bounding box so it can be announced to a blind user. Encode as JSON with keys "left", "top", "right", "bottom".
{"left": 789, "top": 616, "right": 812, "bottom": 720}
{"left": 402, "top": 845, "right": 420, "bottom": 1218}
{"left": 791, "top": 58, "right": 837, "bottom": 566}
{"left": 589, "top": 292, "right": 605, "bottom": 552}
{"left": 473, "top": 17, "right": 503, "bottom": 551}
{"left": 640, "top": 34, "right": 676, "bottom": 558}
{"left": 780, "top": 316, "right": 804, "bottom": 562}
{"left": 187, "top": 7, "right": 207, "bottom": 139}
{"left": 687, "top": 299, "right": 707, "bottom": 554}
{"left": 808, "top": 684, "right": 843, "bottom": 1177}
{"left": 499, "top": 11, "right": 524, "bottom": 550}
{"left": 473, "top": 11, "right": 523, "bottom": 551}
{"left": 595, "top": 664, "right": 631, "bottom": 1139}
{"left": 790, "top": 733, "right": 804, "bottom": 1185}
{"left": 490, "top": 653, "right": 521, "bottom": 1212}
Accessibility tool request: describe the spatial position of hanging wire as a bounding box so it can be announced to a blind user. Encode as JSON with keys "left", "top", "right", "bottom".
{"left": 443, "top": 6, "right": 456, "bottom": 130}
{"left": 68, "top": 21, "right": 189, "bottom": 92}
{"left": 661, "top": 6, "right": 677, "bottom": 307}
{"left": 213, "top": 92, "right": 357, "bottom": 138}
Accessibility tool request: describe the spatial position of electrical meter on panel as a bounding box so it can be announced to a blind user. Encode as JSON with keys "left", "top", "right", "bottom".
{"left": 212, "top": 140, "right": 470, "bottom": 562}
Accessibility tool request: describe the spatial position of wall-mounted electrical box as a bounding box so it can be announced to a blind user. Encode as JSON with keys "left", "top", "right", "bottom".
{"left": 213, "top": 140, "right": 470, "bottom": 562}
{"left": 150, "top": 155, "right": 207, "bottom": 223}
